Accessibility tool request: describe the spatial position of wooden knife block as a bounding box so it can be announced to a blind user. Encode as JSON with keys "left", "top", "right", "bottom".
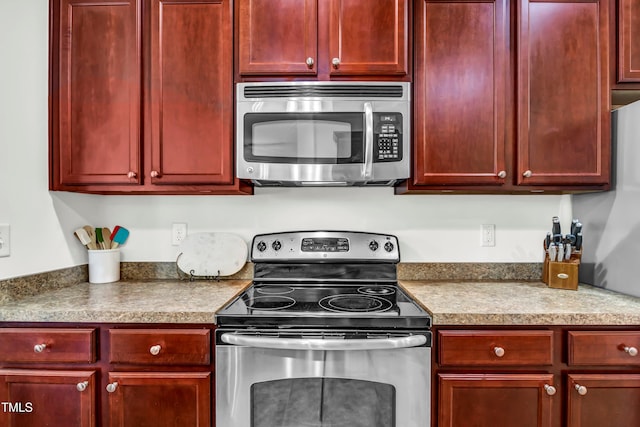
{"left": 543, "top": 250, "right": 582, "bottom": 290}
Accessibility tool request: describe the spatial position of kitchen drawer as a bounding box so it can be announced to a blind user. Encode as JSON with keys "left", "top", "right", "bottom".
{"left": 109, "top": 329, "right": 211, "bottom": 365}
{"left": 438, "top": 330, "right": 554, "bottom": 366}
{"left": 568, "top": 331, "right": 640, "bottom": 366}
{"left": 0, "top": 328, "right": 96, "bottom": 363}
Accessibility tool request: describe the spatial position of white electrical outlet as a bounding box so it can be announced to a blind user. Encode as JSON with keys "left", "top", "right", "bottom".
{"left": 481, "top": 224, "right": 496, "bottom": 247}
{"left": 172, "top": 223, "right": 187, "bottom": 245}
{"left": 0, "top": 224, "right": 10, "bottom": 257}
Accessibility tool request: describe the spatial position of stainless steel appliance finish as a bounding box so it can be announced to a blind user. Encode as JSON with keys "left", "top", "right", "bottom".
{"left": 573, "top": 100, "right": 640, "bottom": 297}
{"left": 215, "top": 231, "right": 431, "bottom": 427}
{"left": 236, "top": 82, "right": 411, "bottom": 186}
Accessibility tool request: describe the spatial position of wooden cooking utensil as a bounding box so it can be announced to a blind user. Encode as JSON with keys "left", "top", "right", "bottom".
{"left": 82, "top": 225, "right": 98, "bottom": 250}
{"left": 102, "top": 227, "right": 112, "bottom": 249}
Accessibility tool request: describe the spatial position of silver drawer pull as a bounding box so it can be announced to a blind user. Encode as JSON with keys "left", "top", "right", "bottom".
{"left": 544, "top": 384, "right": 556, "bottom": 396}
{"left": 33, "top": 343, "right": 47, "bottom": 353}
{"left": 149, "top": 345, "right": 162, "bottom": 356}
{"left": 76, "top": 381, "right": 89, "bottom": 392}
{"left": 493, "top": 346, "right": 505, "bottom": 357}
{"left": 106, "top": 382, "right": 118, "bottom": 393}
{"left": 623, "top": 346, "right": 638, "bottom": 357}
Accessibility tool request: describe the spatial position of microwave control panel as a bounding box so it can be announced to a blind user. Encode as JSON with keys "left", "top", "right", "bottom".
{"left": 374, "top": 113, "right": 402, "bottom": 162}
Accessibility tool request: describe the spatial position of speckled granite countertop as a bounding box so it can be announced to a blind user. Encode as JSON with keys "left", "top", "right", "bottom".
{"left": 400, "top": 281, "right": 640, "bottom": 326}
{"left": 0, "top": 280, "right": 250, "bottom": 324}
{"left": 1, "top": 278, "right": 639, "bottom": 325}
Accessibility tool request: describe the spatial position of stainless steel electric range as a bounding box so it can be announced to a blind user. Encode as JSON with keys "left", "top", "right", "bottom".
{"left": 215, "top": 231, "right": 432, "bottom": 427}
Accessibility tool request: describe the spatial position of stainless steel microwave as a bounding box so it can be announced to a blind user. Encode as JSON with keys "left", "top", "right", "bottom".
{"left": 236, "top": 82, "right": 410, "bottom": 186}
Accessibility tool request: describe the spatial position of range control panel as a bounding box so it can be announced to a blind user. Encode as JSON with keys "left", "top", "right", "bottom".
{"left": 374, "top": 113, "right": 402, "bottom": 162}
{"left": 251, "top": 231, "right": 400, "bottom": 263}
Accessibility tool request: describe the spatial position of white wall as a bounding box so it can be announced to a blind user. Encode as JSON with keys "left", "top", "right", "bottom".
{"left": 0, "top": 0, "right": 572, "bottom": 280}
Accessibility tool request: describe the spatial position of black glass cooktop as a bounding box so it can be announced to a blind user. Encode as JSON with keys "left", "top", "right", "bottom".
{"left": 215, "top": 282, "right": 431, "bottom": 329}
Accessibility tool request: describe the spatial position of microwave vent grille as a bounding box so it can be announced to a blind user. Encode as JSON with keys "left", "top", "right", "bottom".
{"left": 243, "top": 85, "right": 404, "bottom": 99}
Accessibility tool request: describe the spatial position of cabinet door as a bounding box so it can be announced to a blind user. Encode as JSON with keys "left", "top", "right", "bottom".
{"left": 517, "top": 0, "right": 610, "bottom": 186}
{"left": 237, "top": 0, "right": 318, "bottom": 75}
{"left": 618, "top": 0, "right": 640, "bottom": 82}
{"left": 52, "top": 0, "right": 141, "bottom": 187}
{"left": 567, "top": 374, "right": 640, "bottom": 427}
{"left": 148, "top": 0, "right": 234, "bottom": 185}
{"left": 107, "top": 372, "right": 210, "bottom": 427}
{"left": 438, "top": 373, "right": 555, "bottom": 427}
{"left": 328, "top": 0, "right": 408, "bottom": 76}
{"left": 0, "top": 369, "right": 96, "bottom": 427}
{"left": 413, "top": 0, "right": 507, "bottom": 186}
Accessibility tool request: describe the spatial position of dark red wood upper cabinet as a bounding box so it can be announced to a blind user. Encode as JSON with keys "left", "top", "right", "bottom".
{"left": 236, "top": 0, "right": 409, "bottom": 79}
{"left": 517, "top": 0, "right": 611, "bottom": 186}
{"left": 50, "top": 0, "right": 249, "bottom": 194}
{"left": 327, "top": 0, "right": 408, "bottom": 76}
{"left": 148, "top": 0, "right": 234, "bottom": 185}
{"left": 618, "top": 0, "right": 640, "bottom": 82}
{"left": 237, "top": 0, "right": 318, "bottom": 76}
{"left": 413, "top": 0, "right": 508, "bottom": 186}
{"left": 52, "top": 0, "right": 141, "bottom": 187}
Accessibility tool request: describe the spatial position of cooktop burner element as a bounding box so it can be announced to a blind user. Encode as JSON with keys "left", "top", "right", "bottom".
{"left": 215, "top": 231, "right": 431, "bottom": 329}
{"left": 319, "top": 294, "right": 392, "bottom": 313}
{"left": 357, "top": 286, "right": 396, "bottom": 296}
{"left": 248, "top": 296, "right": 296, "bottom": 311}
{"left": 256, "top": 286, "right": 295, "bottom": 295}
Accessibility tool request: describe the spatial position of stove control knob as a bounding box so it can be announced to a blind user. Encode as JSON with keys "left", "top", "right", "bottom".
{"left": 256, "top": 241, "right": 267, "bottom": 252}
{"left": 384, "top": 241, "right": 395, "bottom": 252}
{"left": 272, "top": 240, "right": 282, "bottom": 251}
{"left": 369, "top": 240, "right": 379, "bottom": 251}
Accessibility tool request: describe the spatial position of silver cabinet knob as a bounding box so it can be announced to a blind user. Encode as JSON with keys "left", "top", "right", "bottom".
{"left": 149, "top": 345, "right": 162, "bottom": 356}
{"left": 33, "top": 343, "right": 47, "bottom": 353}
{"left": 127, "top": 171, "right": 137, "bottom": 179}
{"left": 493, "top": 347, "right": 505, "bottom": 357}
{"left": 106, "top": 382, "right": 118, "bottom": 393}
{"left": 523, "top": 170, "right": 533, "bottom": 178}
{"left": 624, "top": 346, "right": 638, "bottom": 356}
{"left": 574, "top": 384, "right": 588, "bottom": 396}
{"left": 331, "top": 57, "right": 341, "bottom": 68}
{"left": 76, "top": 381, "right": 89, "bottom": 392}
{"left": 544, "top": 384, "right": 556, "bottom": 396}
{"left": 497, "top": 170, "right": 507, "bottom": 178}
{"left": 306, "top": 57, "right": 314, "bottom": 68}
{"left": 150, "top": 170, "right": 160, "bottom": 178}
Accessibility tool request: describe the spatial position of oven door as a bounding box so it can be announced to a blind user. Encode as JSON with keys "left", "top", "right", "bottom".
{"left": 215, "top": 330, "right": 431, "bottom": 427}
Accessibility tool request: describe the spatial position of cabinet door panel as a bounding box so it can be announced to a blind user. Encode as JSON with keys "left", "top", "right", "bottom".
{"left": 55, "top": 0, "right": 141, "bottom": 186}
{"left": 328, "top": 0, "right": 408, "bottom": 75}
{"left": 517, "top": 0, "right": 610, "bottom": 185}
{"left": 0, "top": 369, "right": 96, "bottom": 427}
{"left": 107, "top": 372, "right": 210, "bottom": 427}
{"left": 149, "top": 0, "right": 233, "bottom": 185}
{"left": 238, "top": 0, "right": 317, "bottom": 75}
{"left": 438, "top": 373, "right": 554, "bottom": 427}
{"left": 414, "top": 0, "right": 507, "bottom": 186}
{"left": 567, "top": 374, "right": 640, "bottom": 427}
{"left": 618, "top": 0, "right": 640, "bottom": 82}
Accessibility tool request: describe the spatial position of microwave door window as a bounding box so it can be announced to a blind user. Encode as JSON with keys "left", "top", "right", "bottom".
{"left": 245, "top": 113, "right": 364, "bottom": 164}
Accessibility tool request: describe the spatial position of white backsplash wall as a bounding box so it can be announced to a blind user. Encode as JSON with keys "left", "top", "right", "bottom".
{"left": 0, "top": 0, "right": 573, "bottom": 280}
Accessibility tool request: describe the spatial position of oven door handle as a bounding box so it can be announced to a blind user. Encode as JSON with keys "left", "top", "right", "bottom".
{"left": 220, "top": 333, "right": 427, "bottom": 351}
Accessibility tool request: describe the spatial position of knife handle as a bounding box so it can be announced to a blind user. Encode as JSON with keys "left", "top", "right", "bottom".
{"left": 570, "top": 219, "right": 579, "bottom": 236}
{"left": 575, "top": 232, "right": 583, "bottom": 251}
{"left": 552, "top": 217, "right": 561, "bottom": 235}
{"left": 544, "top": 232, "right": 551, "bottom": 250}
{"left": 549, "top": 244, "right": 557, "bottom": 262}
{"left": 557, "top": 243, "right": 564, "bottom": 262}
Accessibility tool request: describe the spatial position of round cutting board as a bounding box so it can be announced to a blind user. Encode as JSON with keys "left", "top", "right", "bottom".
{"left": 177, "top": 232, "right": 248, "bottom": 277}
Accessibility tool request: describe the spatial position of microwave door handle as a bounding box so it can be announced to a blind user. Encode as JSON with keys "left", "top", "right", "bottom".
{"left": 220, "top": 333, "right": 427, "bottom": 351}
{"left": 363, "top": 102, "right": 374, "bottom": 180}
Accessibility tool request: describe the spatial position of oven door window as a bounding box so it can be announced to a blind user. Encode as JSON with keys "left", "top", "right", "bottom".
{"left": 244, "top": 113, "right": 364, "bottom": 164}
{"left": 251, "top": 377, "right": 395, "bottom": 427}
